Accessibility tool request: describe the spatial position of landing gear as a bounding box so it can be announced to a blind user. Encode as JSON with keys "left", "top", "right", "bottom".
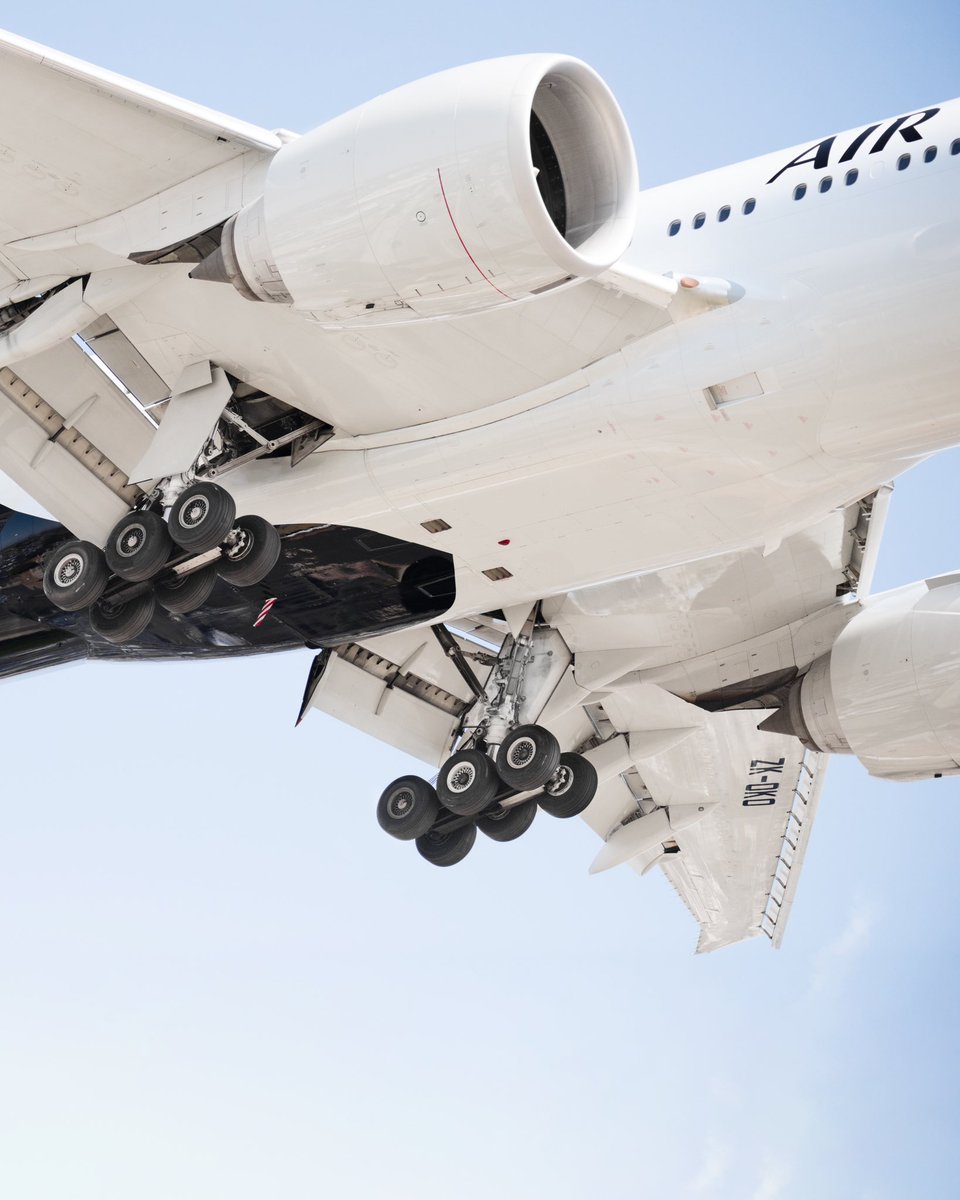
{"left": 155, "top": 562, "right": 219, "bottom": 614}
{"left": 437, "top": 748, "right": 500, "bottom": 816}
{"left": 416, "top": 822, "right": 477, "bottom": 867}
{"left": 89, "top": 589, "right": 156, "bottom": 644}
{"left": 217, "top": 515, "right": 281, "bottom": 586}
{"left": 377, "top": 776, "right": 440, "bottom": 841}
{"left": 42, "top": 540, "right": 109, "bottom": 611}
{"left": 41, "top": 482, "right": 283, "bottom": 643}
{"left": 539, "top": 753, "right": 598, "bottom": 818}
{"left": 375, "top": 604, "right": 592, "bottom": 865}
{"left": 496, "top": 724, "right": 561, "bottom": 791}
{"left": 104, "top": 509, "right": 172, "bottom": 582}
{"left": 477, "top": 798, "right": 538, "bottom": 842}
{"left": 377, "top": 728, "right": 594, "bottom": 865}
{"left": 168, "top": 482, "right": 236, "bottom": 554}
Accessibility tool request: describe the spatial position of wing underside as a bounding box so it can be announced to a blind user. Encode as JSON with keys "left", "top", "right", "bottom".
{"left": 0, "top": 27, "right": 279, "bottom": 259}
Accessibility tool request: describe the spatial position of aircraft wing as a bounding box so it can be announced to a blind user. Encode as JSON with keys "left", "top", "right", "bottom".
{"left": 0, "top": 32, "right": 705, "bottom": 478}
{"left": 0, "top": 28, "right": 280, "bottom": 269}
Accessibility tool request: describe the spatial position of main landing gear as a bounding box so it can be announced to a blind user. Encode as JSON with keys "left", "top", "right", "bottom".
{"left": 377, "top": 727, "right": 598, "bottom": 867}
{"left": 376, "top": 609, "right": 600, "bottom": 865}
{"left": 41, "top": 481, "right": 282, "bottom": 644}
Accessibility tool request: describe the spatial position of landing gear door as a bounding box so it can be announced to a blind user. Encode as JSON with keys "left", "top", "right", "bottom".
{"left": 129, "top": 362, "right": 231, "bottom": 484}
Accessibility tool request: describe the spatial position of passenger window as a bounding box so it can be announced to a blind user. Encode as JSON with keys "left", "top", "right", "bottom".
{"left": 693, "top": 212, "right": 706, "bottom": 229}
{"left": 845, "top": 167, "right": 859, "bottom": 185}
{"left": 897, "top": 153, "right": 910, "bottom": 171}
{"left": 951, "top": 138, "right": 960, "bottom": 155}
{"left": 793, "top": 183, "right": 807, "bottom": 200}
{"left": 742, "top": 197, "right": 756, "bottom": 215}
{"left": 668, "top": 219, "right": 681, "bottom": 236}
{"left": 718, "top": 204, "right": 731, "bottom": 222}
{"left": 924, "top": 145, "right": 938, "bottom": 163}
{"left": 819, "top": 176, "right": 832, "bottom": 193}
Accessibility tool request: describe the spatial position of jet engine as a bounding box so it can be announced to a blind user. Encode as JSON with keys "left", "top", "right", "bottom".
{"left": 193, "top": 55, "right": 638, "bottom": 323}
{"left": 768, "top": 578, "right": 960, "bottom": 780}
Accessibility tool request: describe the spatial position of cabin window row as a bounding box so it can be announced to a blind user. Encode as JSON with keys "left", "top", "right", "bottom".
{"left": 791, "top": 139, "right": 957, "bottom": 199}
{"left": 668, "top": 139, "right": 960, "bottom": 234}
{"left": 668, "top": 198, "right": 756, "bottom": 235}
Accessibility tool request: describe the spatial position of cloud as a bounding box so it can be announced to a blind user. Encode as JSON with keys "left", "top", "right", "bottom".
{"left": 688, "top": 1135, "right": 734, "bottom": 1194}
{"left": 751, "top": 1159, "right": 791, "bottom": 1200}
{"left": 805, "top": 897, "right": 876, "bottom": 1001}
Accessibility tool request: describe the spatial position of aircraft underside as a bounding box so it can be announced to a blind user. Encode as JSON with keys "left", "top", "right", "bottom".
{"left": 0, "top": 28, "right": 958, "bottom": 949}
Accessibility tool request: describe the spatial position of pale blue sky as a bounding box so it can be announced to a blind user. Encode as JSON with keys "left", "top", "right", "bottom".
{"left": 1, "top": 3, "right": 959, "bottom": 1198}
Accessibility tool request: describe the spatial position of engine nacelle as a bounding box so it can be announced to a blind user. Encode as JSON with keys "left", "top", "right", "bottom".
{"left": 196, "top": 54, "right": 638, "bottom": 323}
{"left": 776, "top": 578, "right": 960, "bottom": 780}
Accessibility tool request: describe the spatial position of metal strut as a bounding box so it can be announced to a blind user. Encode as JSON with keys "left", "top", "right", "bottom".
{"left": 431, "top": 623, "right": 487, "bottom": 703}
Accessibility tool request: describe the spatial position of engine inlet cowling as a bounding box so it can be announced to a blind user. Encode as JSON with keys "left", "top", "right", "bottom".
{"left": 192, "top": 54, "right": 638, "bottom": 324}
{"left": 769, "top": 578, "right": 960, "bottom": 780}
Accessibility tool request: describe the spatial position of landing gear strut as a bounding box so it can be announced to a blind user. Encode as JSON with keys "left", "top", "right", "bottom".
{"left": 376, "top": 608, "right": 599, "bottom": 866}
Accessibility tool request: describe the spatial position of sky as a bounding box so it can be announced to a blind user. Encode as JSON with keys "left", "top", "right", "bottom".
{"left": 1, "top": 2, "right": 959, "bottom": 1197}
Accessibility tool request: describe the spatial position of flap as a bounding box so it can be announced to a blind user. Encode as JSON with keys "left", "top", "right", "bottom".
{"left": 582, "top": 705, "right": 828, "bottom": 953}
{"left": 653, "top": 716, "right": 827, "bottom": 952}
{"left": 305, "top": 626, "right": 486, "bottom": 768}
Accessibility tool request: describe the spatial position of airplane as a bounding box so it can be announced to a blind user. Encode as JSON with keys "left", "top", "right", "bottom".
{"left": 0, "top": 28, "right": 957, "bottom": 953}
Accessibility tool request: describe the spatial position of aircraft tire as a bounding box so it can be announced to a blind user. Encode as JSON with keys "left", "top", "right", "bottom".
{"left": 477, "top": 798, "right": 538, "bottom": 842}
{"left": 89, "top": 589, "right": 156, "bottom": 644}
{"left": 416, "top": 822, "right": 477, "bottom": 867}
{"left": 43, "top": 540, "right": 109, "bottom": 612}
{"left": 377, "top": 775, "right": 440, "bottom": 840}
{"left": 168, "top": 482, "right": 236, "bottom": 554}
{"left": 104, "top": 509, "right": 173, "bottom": 582}
{"left": 217, "top": 515, "right": 281, "bottom": 587}
{"left": 156, "top": 562, "right": 219, "bottom": 613}
{"left": 496, "top": 724, "right": 561, "bottom": 791}
{"left": 436, "top": 748, "right": 499, "bottom": 816}
{"left": 539, "top": 752, "right": 598, "bottom": 819}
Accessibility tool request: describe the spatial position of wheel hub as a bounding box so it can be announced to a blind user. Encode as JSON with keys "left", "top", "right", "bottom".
{"left": 545, "top": 766, "right": 573, "bottom": 796}
{"left": 507, "top": 737, "right": 536, "bottom": 769}
{"left": 225, "top": 529, "right": 252, "bottom": 561}
{"left": 448, "top": 763, "right": 476, "bottom": 793}
{"left": 181, "top": 496, "right": 209, "bottom": 529}
{"left": 117, "top": 523, "right": 146, "bottom": 556}
{"left": 54, "top": 553, "right": 83, "bottom": 586}
{"left": 387, "top": 789, "right": 414, "bottom": 818}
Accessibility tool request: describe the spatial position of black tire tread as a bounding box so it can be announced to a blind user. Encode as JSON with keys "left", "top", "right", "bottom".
{"left": 217, "top": 514, "right": 282, "bottom": 587}
{"left": 437, "top": 748, "right": 499, "bottom": 816}
{"left": 42, "top": 540, "right": 109, "bottom": 612}
{"left": 539, "top": 752, "right": 599, "bottom": 819}
{"left": 168, "top": 483, "right": 236, "bottom": 554}
{"left": 89, "top": 590, "right": 156, "bottom": 644}
{"left": 377, "top": 776, "right": 440, "bottom": 841}
{"left": 416, "top": 822, "right": 477, "bottom": 867}
{"left": 496, "top": 724, "right": 561, "bottom": 791}
{"left": 155, "top": 562, "right": 220, "bottom": 613}
{"left": 104, "top": 509, "right": 172, "bottom": 582}
{"left": 477, "top": 798, "right": 538, "bottom": 842}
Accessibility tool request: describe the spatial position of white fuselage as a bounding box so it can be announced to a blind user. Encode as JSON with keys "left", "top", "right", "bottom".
{"left": 223, "top": 100, "right": 960, "bottom": 619}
